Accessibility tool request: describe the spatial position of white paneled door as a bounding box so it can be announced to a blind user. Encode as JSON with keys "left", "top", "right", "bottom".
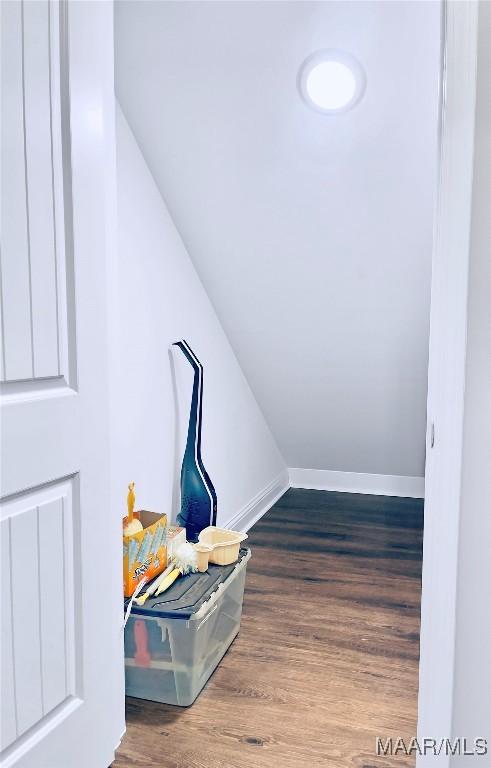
{"left": 1, "top": 2, "right": 124, "bottom": 767}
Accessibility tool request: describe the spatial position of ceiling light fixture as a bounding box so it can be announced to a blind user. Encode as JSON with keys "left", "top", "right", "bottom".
{"left": 298, "top": 50, "right": 366, "bottom": 114}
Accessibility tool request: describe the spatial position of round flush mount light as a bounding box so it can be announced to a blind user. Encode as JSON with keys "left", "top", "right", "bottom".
{"left": 298, "top": 50, "right": 366, "bottom": 114}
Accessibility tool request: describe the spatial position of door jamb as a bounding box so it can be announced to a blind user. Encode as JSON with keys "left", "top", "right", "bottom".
{"left": 417, "top": 1, "right": 479, "bottom": 761}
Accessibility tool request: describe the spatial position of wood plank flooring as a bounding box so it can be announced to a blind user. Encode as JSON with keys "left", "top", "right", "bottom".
{"left": 113, "top": 488, "right": 423, "bottom": 768}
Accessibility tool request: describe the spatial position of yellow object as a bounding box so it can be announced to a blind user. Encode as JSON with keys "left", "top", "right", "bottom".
{"left": 135, "top": 563, "right": 174, "bottom": 606}
{"left": 128, "top": 482, "right": 135, "bottom": 518}
{"left": 155, "top": 567, "right": 180, "bottom": 596}
{"left": 134, "top": 590, "right": 151, "bottom": 607}
{"left": 133, "top": 589, "right": 151, "bottom": 608}
{"left": 123, "top": 482, "right": 143, "bottom": 536}
{"left": 198, "top": 526, "right": 248, "bottom": 566}
{"left": 135, "top": 540, "right": 197, "bottom": 601}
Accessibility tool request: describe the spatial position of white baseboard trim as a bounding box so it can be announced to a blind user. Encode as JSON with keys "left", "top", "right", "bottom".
{"left": 221, "top": 467, "right": 423, "bottom": 536}
{"left": 289, "top": 468, "right": 425, "bottom": 498}
{"left": 224, "top": 470, "right": 290, "bottom": 533}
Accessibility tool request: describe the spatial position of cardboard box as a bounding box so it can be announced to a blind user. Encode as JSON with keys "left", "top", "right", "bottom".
{"left": 123, "top": 510, "right": 167, "bottom": 597}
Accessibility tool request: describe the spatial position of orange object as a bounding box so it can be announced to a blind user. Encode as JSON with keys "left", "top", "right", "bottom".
{"left": 128, "top": 482, "right": 135, "bottom": 521}
{"left": 123, "top": 509, "right": 168, "bottom": 597}
{"left": 123, "top": 481, "right": 143, "bottom": 536}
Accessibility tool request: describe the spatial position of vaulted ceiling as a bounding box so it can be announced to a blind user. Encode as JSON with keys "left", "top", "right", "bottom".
{"left": 115, "top": 1, "right": 440, "bottom": 476}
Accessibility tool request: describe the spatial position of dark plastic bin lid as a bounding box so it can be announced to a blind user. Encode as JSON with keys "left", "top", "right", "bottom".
{"left": 125, "top": 547, "right": 250, "bottom": 620}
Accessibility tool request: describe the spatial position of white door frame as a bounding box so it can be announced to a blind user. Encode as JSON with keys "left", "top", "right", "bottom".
{"left": 417, "top": 0, "right": 479, "bottom": 760}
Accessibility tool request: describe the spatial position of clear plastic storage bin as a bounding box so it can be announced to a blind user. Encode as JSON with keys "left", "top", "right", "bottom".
{"left": 124, "top": 548, "right": 251, "bottom": 706}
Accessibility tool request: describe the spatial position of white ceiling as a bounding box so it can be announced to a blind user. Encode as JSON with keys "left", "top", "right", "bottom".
{"left": 115, "top": 1, "right": 441, "bottom": 477}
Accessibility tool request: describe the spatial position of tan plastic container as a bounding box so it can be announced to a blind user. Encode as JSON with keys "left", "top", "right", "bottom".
{"left": 193, "top": 543, "right": 212, "bottom": 572}
{"left": 198, "top": 526, "right": 248, "bottom": 566}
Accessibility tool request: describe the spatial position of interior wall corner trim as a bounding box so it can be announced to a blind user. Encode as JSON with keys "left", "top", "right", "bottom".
{"left": 289, "top": 468, "right": 425, "bottom": 499}
{"left": 224, "top": 470, "right": 290, "bottom": 533}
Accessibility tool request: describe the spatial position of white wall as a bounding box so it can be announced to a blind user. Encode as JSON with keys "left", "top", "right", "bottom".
{"left": 452, "top": 2, "right": 491, "bottom": 756}
{"left": 114, "top": 105, "right": 287, "bottom": 528}
{"left": 115, "top": 1, "right": 440, "bottom": 482}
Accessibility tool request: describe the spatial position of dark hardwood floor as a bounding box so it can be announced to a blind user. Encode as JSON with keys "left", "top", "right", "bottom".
{"left": 114, "top": 488, "right": 423, "bottom": 768}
